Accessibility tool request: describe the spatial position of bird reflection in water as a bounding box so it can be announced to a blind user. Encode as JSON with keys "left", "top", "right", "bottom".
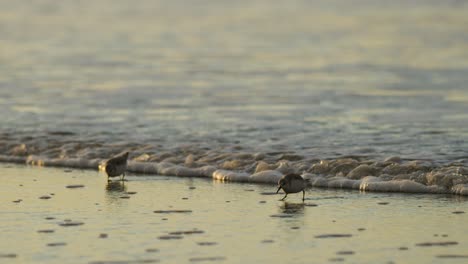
{"left": 105, "top": 181, "right": 128, "bottom": 205}
{"left": 106, "top": 181, "right": 127, "bottom": 193}
{"left": 279, "top": 202, "right": 305, "bottom": 215}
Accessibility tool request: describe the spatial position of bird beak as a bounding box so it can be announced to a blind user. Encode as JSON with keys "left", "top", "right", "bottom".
{"left": 276, "top": 186, "right": 282, "bottom": 194}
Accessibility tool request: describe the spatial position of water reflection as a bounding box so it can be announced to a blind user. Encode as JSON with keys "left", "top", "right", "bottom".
{"left": 105, "top": 181, "right": 128, "bottom": 206}
{"left": 279, "top": 202, "right": 305, "bottom": 215}
{"left": 106, "top": 181, "right": 127, "bottom": 193}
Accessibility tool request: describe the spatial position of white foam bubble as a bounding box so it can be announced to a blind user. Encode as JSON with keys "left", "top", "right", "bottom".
{"left": 249, "top": 170, "right": 283, "bottom": 184}
{"left": 452, "top": 184, "right": 468, "bottom": 195}
{"left": 360, "top": 177, "right": 444, "bottom": 194}
{"left": 212, "top": 170, "right": 250, "bottom": 182}
{"left": 1, "top": 144, "right": 468, "bottom": 196}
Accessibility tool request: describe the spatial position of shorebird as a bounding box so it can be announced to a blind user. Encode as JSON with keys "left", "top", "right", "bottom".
{"left": 276, "top": 173, "right": 308, "bottom": 201}
{"left": 105, "top": 152, "right": 129, "bottom": 181}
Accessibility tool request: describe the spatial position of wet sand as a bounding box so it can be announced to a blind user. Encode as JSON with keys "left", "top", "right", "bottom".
{"left": 1, "top": 163, "right": 467, "bottom": 263}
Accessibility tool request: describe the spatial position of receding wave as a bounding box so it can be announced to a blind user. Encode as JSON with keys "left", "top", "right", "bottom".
{"left": 1, "top": 142, "right": 467, "bottom": 196}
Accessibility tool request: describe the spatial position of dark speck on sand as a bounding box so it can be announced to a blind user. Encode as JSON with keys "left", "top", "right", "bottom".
{"left": 59, "top": 221, "right": 84, "bottom": 227}
{"left": 415, "top": 241, "right": 458, "bottom": 247}
{"left": 315, "top": 234, "right": 353, "bottom": 239}
{"left": 66, "top": 184, "right": 85, "bottom": 189}
{"left": 47, "top": 242, "right": 67, "bottom": 247}
{"left": 189, "top": 256, "right": 226, "bottom": 262}
{"left": 154, "top": 210, "right": 192, "bottom": 214}
{"left": 0, "top": 254, "right": 17, "bottom": 258}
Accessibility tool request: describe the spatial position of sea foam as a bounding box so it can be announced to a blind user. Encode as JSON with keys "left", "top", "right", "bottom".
{"left": 1, "top": 142, "right": 468, "bottom": 195}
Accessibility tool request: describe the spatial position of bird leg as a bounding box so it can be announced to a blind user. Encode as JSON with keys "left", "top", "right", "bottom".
{"left": 302, "top": 190, "right": 305, "bottom": 201}
{"left": 280, "top": 193, "right": 288, "bottom": 201}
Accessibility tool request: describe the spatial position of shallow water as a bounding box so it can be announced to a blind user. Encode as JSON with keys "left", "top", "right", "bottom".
{"left": 1, "top": 164, "right": 467, "bottom": 263}
{"left": 1, "top": 1, "right": 468, "bottom": 194}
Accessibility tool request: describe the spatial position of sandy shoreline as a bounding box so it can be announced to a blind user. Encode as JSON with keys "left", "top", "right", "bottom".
{"left": 1, "top": 163, "right": 467, "bottom": 263}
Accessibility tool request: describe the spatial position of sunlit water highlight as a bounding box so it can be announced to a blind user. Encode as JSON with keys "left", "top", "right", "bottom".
{"left": 1, "top": 164, "right": 467, "bottom": 263}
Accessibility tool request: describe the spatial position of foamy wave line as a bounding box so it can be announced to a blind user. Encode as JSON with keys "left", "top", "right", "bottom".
{"left": 1, "top": 154, "right": 467, "bottom": 196}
